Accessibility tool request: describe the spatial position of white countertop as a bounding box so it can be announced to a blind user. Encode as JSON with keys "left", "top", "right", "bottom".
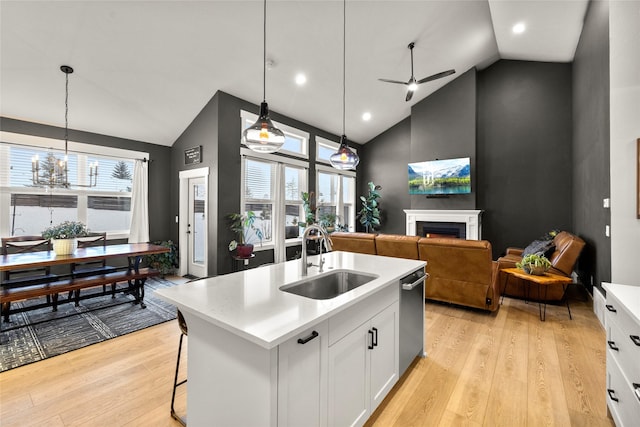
{"left": 603, "top": 282, "right": 640, "bottom": 324}
{"left": 155, "top": 251, "right": 425, "bottom": 349}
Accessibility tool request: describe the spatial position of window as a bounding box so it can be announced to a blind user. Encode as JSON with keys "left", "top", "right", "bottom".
{"left": 316, "top": 165, "right": 356, "bottom": 231}
{"left": 316, "top": 136, "right": 358, "bottom": 165}
{"left": 241, "top": 110, "right": 309, "bottom": 159}
{"left": 0, "top": 132, "right": 147, "bottom": 239}
{"left": 241, "top": 148, "right": 308, "bottom": 261}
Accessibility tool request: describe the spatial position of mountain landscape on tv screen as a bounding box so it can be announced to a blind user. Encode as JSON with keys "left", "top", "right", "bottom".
{"left": 408, "top": 158, "right": 471, "bottom": 195}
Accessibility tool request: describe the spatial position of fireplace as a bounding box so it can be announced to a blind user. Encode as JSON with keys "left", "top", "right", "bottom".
{"left": 417, "top": 221, "right": 466, "bottom": 239}
{"left": 404, "top": 209, "right": 482, "bottom": 240}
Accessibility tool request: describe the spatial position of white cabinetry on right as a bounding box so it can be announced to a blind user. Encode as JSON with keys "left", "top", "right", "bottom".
{"left": 327, "top": 284, "right": 399, "bottom": 427}
{"left": 604, "top": 282, "right": 640, "bottom": 426}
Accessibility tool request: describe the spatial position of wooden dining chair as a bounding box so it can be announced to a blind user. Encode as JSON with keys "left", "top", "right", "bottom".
{"left": 71, "top": 232, "right": 117, "bottom": 303}
{"left": 2, "top": 236, "right": 57, "bottom": 317}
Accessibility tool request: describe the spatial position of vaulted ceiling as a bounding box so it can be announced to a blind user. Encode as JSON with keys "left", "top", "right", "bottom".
{"left": 0, "top": 1, "right": 589, "bottom": 147}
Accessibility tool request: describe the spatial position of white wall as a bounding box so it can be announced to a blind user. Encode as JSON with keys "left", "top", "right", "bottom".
{"left": 610, "top": 0, "right": 640, "bottom": 285}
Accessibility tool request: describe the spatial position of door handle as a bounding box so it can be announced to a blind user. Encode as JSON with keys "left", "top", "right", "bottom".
{"left": 372, "top": 327, "right": 378, "bottom": 347}
{"left": 368, "top": 330, "right": 374, "bottom": 350}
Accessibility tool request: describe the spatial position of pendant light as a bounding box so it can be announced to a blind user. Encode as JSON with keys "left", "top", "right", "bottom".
{"left": 242, "top": 0, "right": 285, "bottom": 153}
{"left": 330, "top": 0, "right": 359, "bottom": 170}
{"left": 32, "top": 65, "right": 98, "bottom": 188}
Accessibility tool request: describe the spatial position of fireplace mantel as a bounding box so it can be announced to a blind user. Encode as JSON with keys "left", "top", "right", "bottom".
{"left": 404, "top": 209, "right": 483, "bottom": 240}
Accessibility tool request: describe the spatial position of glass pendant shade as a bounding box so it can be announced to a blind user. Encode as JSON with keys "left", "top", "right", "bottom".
{"left": 243, "top": 102, "right": 285, "bottom": 153}
{"left": 330, "top": 135, "right": 359, "bottom": 170}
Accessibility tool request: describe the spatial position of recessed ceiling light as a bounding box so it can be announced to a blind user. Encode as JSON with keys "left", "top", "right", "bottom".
{"left": 362, "top": 112, "right": 372, "bottom": 121}
{"left": 295, "top": 73, "right": 307, "bottom": 86}
{"left": 512, "top": 22, "right": 526, "bottom": 34}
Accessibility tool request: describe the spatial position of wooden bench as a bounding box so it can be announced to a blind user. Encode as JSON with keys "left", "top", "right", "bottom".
{"left": 1, "top": 267, "right": 160, "bottom": 322}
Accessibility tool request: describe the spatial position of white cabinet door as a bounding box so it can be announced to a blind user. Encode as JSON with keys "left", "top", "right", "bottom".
{"left": 278, "top": 322, "right": 328, "bottom": 427}
{"left": 370, "top": 302, "right": 399, "bottom": 409}
{"left": 327, "top": 301, "right": 399, "bottom": 427}
{"left": 327, "top": 322, "right": 370, "bottom": 427}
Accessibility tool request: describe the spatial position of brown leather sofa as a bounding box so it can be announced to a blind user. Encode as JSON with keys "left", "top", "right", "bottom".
{"left": 330, "top": 232, "right": 500, "bottom": 312}
{"left": 497, "top": 231, "right": 585, "bottom": 301}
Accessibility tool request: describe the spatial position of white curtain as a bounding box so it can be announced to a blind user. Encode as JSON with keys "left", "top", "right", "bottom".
{"left": 128, "top": 159, "right": 149, "bottom": 243}
{"left": 273, "top": 164, "right": 286, "bottom": 263}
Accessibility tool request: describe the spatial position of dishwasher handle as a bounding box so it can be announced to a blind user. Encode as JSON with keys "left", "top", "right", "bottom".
{"left": 402, "top": 272, "right": 427, "bottom": 291}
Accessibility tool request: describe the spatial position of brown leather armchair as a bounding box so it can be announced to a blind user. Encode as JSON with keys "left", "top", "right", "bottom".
{"left": 418, "top": 238, "right": 500, "bottom": 311}
{"left": 497, "top": 231, "right": 585, "bottom": 301}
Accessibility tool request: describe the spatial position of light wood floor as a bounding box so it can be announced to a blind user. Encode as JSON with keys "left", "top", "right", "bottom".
{"left": 0, "top": 285, "right": 613, "bottom": 427}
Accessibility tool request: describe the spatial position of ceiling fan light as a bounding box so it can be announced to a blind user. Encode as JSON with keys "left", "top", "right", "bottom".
{"left": 243, "top": 102, "right": 285, "bottom": 153}
{"left": 408, "top": 82, "right": 418, "bottom": 92}
{"left": 330, "top": 135, "right": 359, "bottom": 170}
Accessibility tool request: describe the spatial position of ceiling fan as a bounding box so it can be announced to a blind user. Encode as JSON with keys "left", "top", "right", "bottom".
{"left": 378, "top": 42, "right": 455, "bottom": 102}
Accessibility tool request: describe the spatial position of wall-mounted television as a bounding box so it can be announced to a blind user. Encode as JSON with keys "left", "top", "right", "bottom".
{"left": 408, "top": 157, "right": 471, "bottom": 195}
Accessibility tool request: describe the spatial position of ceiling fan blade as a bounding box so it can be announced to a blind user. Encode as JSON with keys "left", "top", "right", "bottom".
{"left": 378, "top": 78, "right": 409, "bottom": 85}
{"left": 416, "top": 69, "right": 456, "bottom": 84}
{"left": 405, "top": 89, "right": 414, "bottom": 102}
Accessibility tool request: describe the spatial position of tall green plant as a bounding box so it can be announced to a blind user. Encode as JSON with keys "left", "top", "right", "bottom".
{"left": 358, "top": 182, "right": 382, "bottom": 233}
{"left": 300, "top": 191, "right": 316, "bottom": 227}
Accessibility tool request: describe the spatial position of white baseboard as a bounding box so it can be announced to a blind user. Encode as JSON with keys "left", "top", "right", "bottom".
{"left": 593, "top": 286, "right": 606, "bottom": 329}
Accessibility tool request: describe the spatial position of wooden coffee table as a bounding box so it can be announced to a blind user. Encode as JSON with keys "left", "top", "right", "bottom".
{"left": 500, "top": 267, "right": 574, "bottom": 321}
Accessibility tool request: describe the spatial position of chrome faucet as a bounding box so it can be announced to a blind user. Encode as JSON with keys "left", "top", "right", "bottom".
{"left": 300, "top": 225, "right": 333, "bottom": 276}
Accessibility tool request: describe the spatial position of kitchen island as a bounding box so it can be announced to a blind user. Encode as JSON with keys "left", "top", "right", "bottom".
{"left": 156, "top": 251, "right": 426, "bottom": 427}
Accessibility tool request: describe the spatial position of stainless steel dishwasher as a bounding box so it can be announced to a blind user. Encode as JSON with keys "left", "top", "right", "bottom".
{"left": 399, "top": 266, "right": 427, "bottom": 375}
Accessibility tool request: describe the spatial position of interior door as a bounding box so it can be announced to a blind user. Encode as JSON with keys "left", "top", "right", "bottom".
{"left": 187, "top": 176, "right": 207, "bottom": 278}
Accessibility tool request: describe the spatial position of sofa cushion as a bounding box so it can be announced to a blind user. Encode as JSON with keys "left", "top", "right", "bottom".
{"left": 329, "top": 232, "right": 377, "bottom": 255}
{"left": 375, "top": 234, "right": 420, "bottom": 259}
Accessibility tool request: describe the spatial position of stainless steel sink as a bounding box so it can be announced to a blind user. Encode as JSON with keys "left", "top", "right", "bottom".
{"left": 280, "top": 270, "right": 378, "bottom": 300}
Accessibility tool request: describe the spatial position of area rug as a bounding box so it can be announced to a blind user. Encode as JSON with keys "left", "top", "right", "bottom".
{"left": 0, "top": 277, "right": 179, "bottom": 372}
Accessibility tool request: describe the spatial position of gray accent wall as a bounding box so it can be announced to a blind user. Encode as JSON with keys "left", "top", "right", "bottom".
{"left": 360, "top": 117, "right": 411, "bottom": 235}
{"left": 572, "top": 0, "right": 610, "bottom": 292}
{"left": 0, "top": 116, "right": 173, "bottom": 242}
{"left": 477, "top": 60, "right": 573, "bottom": 258}
{"left": 410, "top": 69, "right": 477, "bottom": 211}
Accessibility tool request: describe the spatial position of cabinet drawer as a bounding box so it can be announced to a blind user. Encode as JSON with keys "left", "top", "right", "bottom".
{"left": 607, "top": 321, "right": 640, "bottom": 386}
{"left": 328, "top": 284, "right": 398, "bottom": 347}
{"left": 605, "top": 292, "right": 640, "bottom": 344}
{"left": 606, "top": 355, "right": 640, "bottom": 427}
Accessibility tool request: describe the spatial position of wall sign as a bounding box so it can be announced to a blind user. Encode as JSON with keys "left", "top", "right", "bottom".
{"left": 184, "top": 146, "right": 202, "bottom": 165}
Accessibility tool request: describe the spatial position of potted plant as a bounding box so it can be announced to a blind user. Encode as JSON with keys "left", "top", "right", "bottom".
{"left": 319, "top": 212, "right": 338, "bottom": 233}
{"left": 42, "top": 220, "right": 88, "bottom": 255}
{"left": 358, "top": 181, "right": 382, "bottom": 233}
{"left": 228, "top": 211, "right": 264, "bottom": 258}
{"left": 145, "top": 240, "right": 178, "bottom": 277}
{"left": 516, "top": 253, "right": 551, "bottom": 275}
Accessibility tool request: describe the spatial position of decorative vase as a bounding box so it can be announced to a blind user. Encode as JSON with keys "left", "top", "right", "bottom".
{"left": 52, "top": 238, "right": 78, "bottom": 256}
{"left": 236, "top": 243, "right": 254, "bottom": 258}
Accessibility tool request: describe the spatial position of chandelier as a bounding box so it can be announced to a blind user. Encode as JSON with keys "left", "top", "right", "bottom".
{"left": 32, "top": 65, "right": 98, "bottom": 188}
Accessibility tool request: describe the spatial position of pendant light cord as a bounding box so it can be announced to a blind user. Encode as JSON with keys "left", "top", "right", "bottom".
{"left": 263, "top": 0, "right": 267, "bottom": 102}
{"left": 64, "top": 69, "right": 69, "bottom": 155}
{"left": 342, "top": 0, "right": 346, "bottom": 135}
